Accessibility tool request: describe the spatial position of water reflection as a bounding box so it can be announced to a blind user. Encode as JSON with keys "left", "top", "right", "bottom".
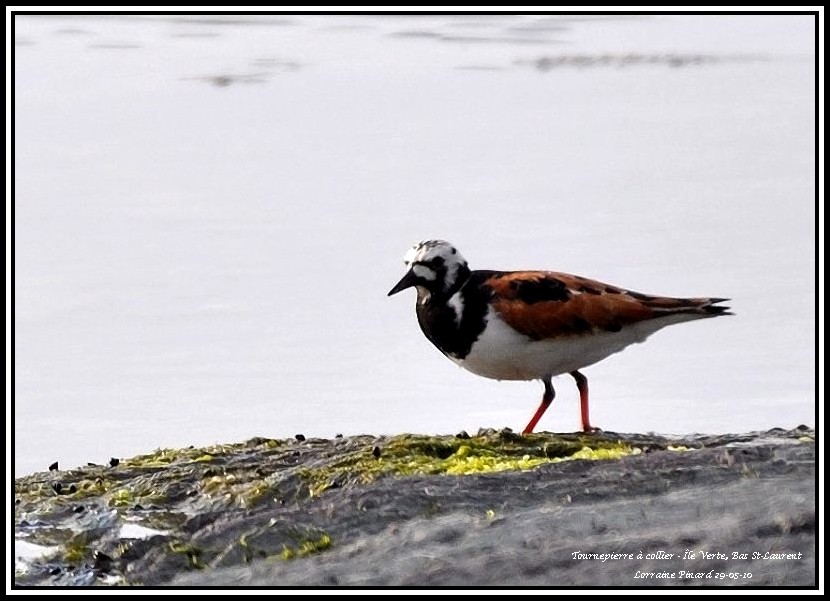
{"left": 157, "top": 16, "right": 296, "bottom": 27}
{"left": 180, "top": 73, "right": 270, "bottom": 88}
{"left": 87, "top": 42, "right": 142, "bottom": 50}
{"left": 390, "top": 29, "right": 563, "bottom": 45}
{"left": 53, "top": 27, "right": 94, "bottom": 36}
{"left": 514, "top": 53, "right": 769, "bottom": 71}
{"left": 13, "top": 14, "right": 816, "bottom": 478}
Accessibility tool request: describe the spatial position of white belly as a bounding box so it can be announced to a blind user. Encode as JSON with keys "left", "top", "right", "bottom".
{"left": 452, "top": 309, "right": 697, "bottom": 381}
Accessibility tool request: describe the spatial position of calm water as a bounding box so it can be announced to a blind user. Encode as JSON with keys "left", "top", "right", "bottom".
{"left": 14, "top": 15, "right": 816, "bottom": 475}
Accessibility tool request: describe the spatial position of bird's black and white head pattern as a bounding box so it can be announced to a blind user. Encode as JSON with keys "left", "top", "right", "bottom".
{"left": 400, "top": 240, "right": 470, "bottom": 297}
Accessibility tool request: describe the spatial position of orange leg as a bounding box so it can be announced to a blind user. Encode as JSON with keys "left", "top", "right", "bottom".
{"left": 571, "top": 370, "right": 598, "bottom": 432}
{"left": 522, "top": 377, "right": 554, "bottom": 435}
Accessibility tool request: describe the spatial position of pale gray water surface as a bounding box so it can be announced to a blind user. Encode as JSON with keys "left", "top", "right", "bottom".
{"left": 14, "top": 15, "right": 816, "bottom": 475}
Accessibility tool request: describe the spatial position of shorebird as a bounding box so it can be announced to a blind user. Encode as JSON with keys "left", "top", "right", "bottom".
{"left": 388, "top": 240, "right": 731, "bottom": 433}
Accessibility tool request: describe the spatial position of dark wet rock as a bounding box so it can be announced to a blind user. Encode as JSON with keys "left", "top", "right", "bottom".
{"left": 455, "top": 431, "right": 471, "bottom": 439}
{"left": 93, "top": 551, "right": 113, "bottom": 573}
{"left": 295, "top": 434, "right": 306, "bottom": 442}
{"left": 109, "top": 458, "right": 120, "bottom": 468}
{"left": 49, "top": 462, "right": 59, "bottom": 472}
{"left": 14, "top": 428, "right": 814, "bottom": 587}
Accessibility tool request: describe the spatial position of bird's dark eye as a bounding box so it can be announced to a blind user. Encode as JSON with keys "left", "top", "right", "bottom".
{"left": 430, "top": 257, "right": 445, "bottom": 267}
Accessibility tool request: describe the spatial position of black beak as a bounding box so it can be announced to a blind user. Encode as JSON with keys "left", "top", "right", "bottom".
{"left": 388, "top": 268, "right": 418, "bottom": 296}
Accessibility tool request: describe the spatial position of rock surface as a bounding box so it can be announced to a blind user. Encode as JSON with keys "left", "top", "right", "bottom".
{"left": 15, "top": 427, "right": 815, "bottom": 587}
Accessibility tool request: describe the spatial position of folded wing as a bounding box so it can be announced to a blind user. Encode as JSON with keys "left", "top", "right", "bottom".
{"left": 485, "top": 271, "right": 731, "bottom": 341}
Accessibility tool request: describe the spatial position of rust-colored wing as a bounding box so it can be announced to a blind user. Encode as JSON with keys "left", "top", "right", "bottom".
{"left": 485, "top": 271, "right": 729, "bottom": 340}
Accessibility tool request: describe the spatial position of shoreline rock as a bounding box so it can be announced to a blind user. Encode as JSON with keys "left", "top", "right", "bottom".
{"left": 15, "top": 427, "right": 815, "bottom": 587}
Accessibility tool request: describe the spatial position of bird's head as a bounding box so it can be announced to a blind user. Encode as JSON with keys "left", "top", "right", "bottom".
{"left": 388, "top": 240, "right": 471, "bottom": 299}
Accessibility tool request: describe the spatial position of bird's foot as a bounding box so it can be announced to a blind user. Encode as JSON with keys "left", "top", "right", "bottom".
{"left": 581, "top": 425, "right": 602, "bottom": 434}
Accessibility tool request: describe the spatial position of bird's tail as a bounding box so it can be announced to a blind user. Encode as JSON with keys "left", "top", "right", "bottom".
{"left": 649, "top": 296, "right": 733, "bottom": 317}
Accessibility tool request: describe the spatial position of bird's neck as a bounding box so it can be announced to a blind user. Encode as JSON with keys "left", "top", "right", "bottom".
{"left": 440, "top": 265, "right": 472, "bottom": 302}
{"left": 416, "top": 265, "right": 472, "bottom": 307}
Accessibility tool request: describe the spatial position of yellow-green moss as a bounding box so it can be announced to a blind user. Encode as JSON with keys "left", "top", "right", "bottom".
{"left": 122, "top": 442, "right": 251, "bottom": 470}
{"left": 239, "top": 534, "right": 253, "bottom": 563}
{"left": 199, "top": 472, "right": 271, "bottom": 508}
{"left": 300, "top": 433, "right": 639, "bottom": 498}
{"left": 280, "top": 533, "right": 332, "bottom": 560}
{"left": 63, "top": 539, "right": 89, "bottom": 564}
{"left": 561, "top": 445, "right": 641, "bottom": 461}
{"left": 240, "top": 480, "right": 272, "bottom": 507}
{"left": 168, "top": 541, "right": 205, "bottom": 569}
{"left": 298, "top": 533, "right": 332, "bottom": 556}
{"left": 107, "top": 486, "right": 167, "bottom": 508}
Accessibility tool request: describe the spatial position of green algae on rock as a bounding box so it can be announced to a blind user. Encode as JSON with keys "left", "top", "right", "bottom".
{"left": 13, "top": 428, "right": 814, "bottom": 587}
{"left": 299, "top": 432, "right": 639, "bottom": 498}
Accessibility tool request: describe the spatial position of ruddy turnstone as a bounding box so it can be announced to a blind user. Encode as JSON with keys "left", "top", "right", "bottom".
{"left": 388, "top": 240, "right": 731, "bottom": 433}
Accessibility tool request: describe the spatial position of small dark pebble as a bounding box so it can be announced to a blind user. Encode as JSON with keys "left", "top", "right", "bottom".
{"left": 291, "top": 450, "right": 300, "bottom": 456}
{"left": 87, "top": 462, "right": 100, "bottom": 467}
{"left": 15, "top": 498, "right": 20, "bottom": 505}
{"left": 73, "top": 505, "right": 85, "bottom": 513}
{"left": 20, "top": 520, "right": 30, "bottom": 527}
{"left": 133, "top": 504, "right": 144, "bottom": 511}
{"left": 68, "top": 484, "right": 77, "bottom": 494}
{"left": 49, "top": 567, "right": 61, "bottom": 576}
{"left": 372, "top": 446, "right": 382, "bottom": 459}
{"left": 51, "top": 482, "right": 63, "bottom": 494}
{"left": 455, "top": 431, "right": 470, "bottom": 439}
{"left": 109, "top": 457, "right": 120, "bottom": 467}
{"left": 49, "top": 461, "right": 59, "bottom": 471}
{"left": 335, "top": 433, "right": 343, "bottom": 438}
{"left": 796, "top": 424, "right": 809, "bottom": 431}
{"left": 93, "top": 551, "right": 113, "bottom": 572}
{"left": 295, "top": 434, "right": 306, "bottom": 442}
